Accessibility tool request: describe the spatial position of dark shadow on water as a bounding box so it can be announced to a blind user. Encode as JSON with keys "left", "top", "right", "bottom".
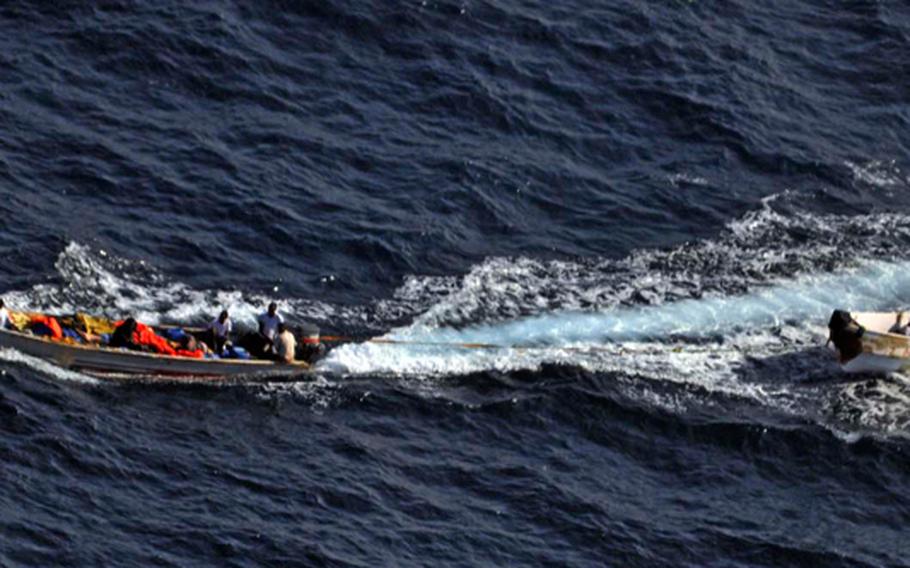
{"left": 733, "top": 346, "right": 850, "bottom": 384}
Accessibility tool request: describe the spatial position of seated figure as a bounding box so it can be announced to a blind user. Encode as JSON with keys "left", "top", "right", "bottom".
{"left": 206, "top": 310, "right": 232, "bottom": 355}
{"left": 109, "top": 318, "right": 142, "bottom": 350}
{"left": 273, "top": 322, "right": 296, "bottom": 364}
{"left": 889, "top": 312, "right": 910, "bottom": 335}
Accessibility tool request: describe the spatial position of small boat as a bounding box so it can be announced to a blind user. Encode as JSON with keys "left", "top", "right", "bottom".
{"left": 828, "top": 310, "right": 910, "bottom": 374}
{"left": 0, "top": 326, "right": 310, "bottom": 382}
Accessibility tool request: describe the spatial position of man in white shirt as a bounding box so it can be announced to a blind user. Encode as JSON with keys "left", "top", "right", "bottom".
{"left": 257, "top": 302, "right": 283, "bottom": 346}
{"left": 206, "top": 309, "right": 232, "bottom": 354}
{"left": 0, "top": 298, "right": 9, "bottom": 330}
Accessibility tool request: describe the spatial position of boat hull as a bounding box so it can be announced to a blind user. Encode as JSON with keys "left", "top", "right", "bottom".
{"left": 828, "top": 310, "right": 910, "bottom": 374}
{"left": 0, "top": 328, "right": 310, "bottom": 380}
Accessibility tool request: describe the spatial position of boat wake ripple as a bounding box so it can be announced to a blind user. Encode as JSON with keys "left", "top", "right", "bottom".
{"left": 5, "top": 200, "right": 910, "bottom": 439}
{"left": 0, "top": 348, "right": 99, "bottom": 385}
{"left": 321, "top": 199, "right": 910, "bottom": 441}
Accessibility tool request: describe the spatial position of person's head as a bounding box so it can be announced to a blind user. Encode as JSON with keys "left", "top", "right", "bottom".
{"left": 219, "top": 310, "right": 229, "bottom": 323}
{"left": 182, "top": 335, "right": 197, "bottom": 350}
{"left": 122, "top": 317, "right": 137, "bottom": 333}
{"left": 268, "top": 302, "right": 277, "bottom": 316}
{"left": 277, "top": 322, "right": 287, "bottom": 334}
{"left": 898, "top": 312, "right": 906, "bottom": 327}
{"left": 0, "top": 298, "right": 5, "bottom": 309}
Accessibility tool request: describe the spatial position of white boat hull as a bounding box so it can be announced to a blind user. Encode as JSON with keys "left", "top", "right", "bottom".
{"left": 829, "top": 310, "right": 910, "bottom": 375}
{"left": 0, "top": 328, "right": 310, "bottom": 381}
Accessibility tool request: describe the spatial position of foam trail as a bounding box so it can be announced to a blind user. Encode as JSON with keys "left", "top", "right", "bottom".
{"left": 325, "top": 260, "right": 910, "bottom": 376}
{"left": 390, "top": 260, "right": 910, "bottom": 346}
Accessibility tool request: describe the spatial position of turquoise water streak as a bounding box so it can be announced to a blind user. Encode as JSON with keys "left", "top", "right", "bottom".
{"left": 393, "top": 260, "right": 910, "bottom": 346}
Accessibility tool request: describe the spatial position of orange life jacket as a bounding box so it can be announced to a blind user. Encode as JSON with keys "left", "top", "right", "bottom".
{"left": 135, "top": 323, "right": 177, "bottom": 356}
{"left": 29, "top": 314, "right": 63, "bottom": 340}
{"left": 175, "top": 349, "right": 204, "bottom": 359}
{"left": 113, "top": 320, "right": 177, "bottom": 356}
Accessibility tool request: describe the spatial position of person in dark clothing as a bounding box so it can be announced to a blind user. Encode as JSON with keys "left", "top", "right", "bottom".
{"left": 109, "top": 317, "right": 141, "bottom": 350}
{"left": 237, "top": 331, "right": 271, "bottom": 359}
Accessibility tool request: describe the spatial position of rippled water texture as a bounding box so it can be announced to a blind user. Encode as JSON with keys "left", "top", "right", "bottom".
{"left": 1, "top": 1, "right": 909, "bottom": 566}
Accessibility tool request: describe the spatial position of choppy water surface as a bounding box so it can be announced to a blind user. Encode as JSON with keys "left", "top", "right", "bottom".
{"left": 1, "top": 1, "right": 909, "bottom": 566}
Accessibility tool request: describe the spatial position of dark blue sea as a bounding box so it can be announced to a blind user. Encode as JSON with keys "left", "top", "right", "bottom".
{"left": 2, "top": 1, "right": 910, "bottom": 566}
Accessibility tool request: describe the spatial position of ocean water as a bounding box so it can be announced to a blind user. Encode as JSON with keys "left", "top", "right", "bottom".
{"left": 1, "top": 1, "right": 909, "bottom": 566}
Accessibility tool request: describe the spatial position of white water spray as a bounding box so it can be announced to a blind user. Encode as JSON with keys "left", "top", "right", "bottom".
{"left": 397, "top": 259, "right": 910, "bottom": 346}
{"left": 325, "top": 259, "right": 910, "bottom": 376}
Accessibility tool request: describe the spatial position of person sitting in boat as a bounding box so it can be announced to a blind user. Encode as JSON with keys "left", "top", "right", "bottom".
{"left": 273, "top": 322, "right": 296, "bottom": 364}
{"left": 889, "top": 312, "right": 910, "bottom": 335}
{"left": 0, "top": 298, "right": 9, "bottom": 330}
{"left": 235, "top": 302, "right": 283, "bottom": 359}
{"left": 109, "top": 317, "right": 143, "bottom": 351}
{"left": 206, "top": 309, "right": 233, "bottom": 355}
{"left": 258, "top": 302, "right": 283, "bottom": 345}
{"left": 176, "top": 334, "right": 209, "bottom": 359}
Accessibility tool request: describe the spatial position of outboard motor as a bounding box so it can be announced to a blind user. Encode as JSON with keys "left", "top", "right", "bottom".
{"left": 297, "top": 322, "right": 326, "bottom": 364}
{"left": 827, "top": 310, "right": 864, "bottom": 363}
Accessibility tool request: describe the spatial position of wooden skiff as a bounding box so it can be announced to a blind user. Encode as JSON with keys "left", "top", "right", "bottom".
{"left": 0, "top": 327, "right": 310, "bottom": 381}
